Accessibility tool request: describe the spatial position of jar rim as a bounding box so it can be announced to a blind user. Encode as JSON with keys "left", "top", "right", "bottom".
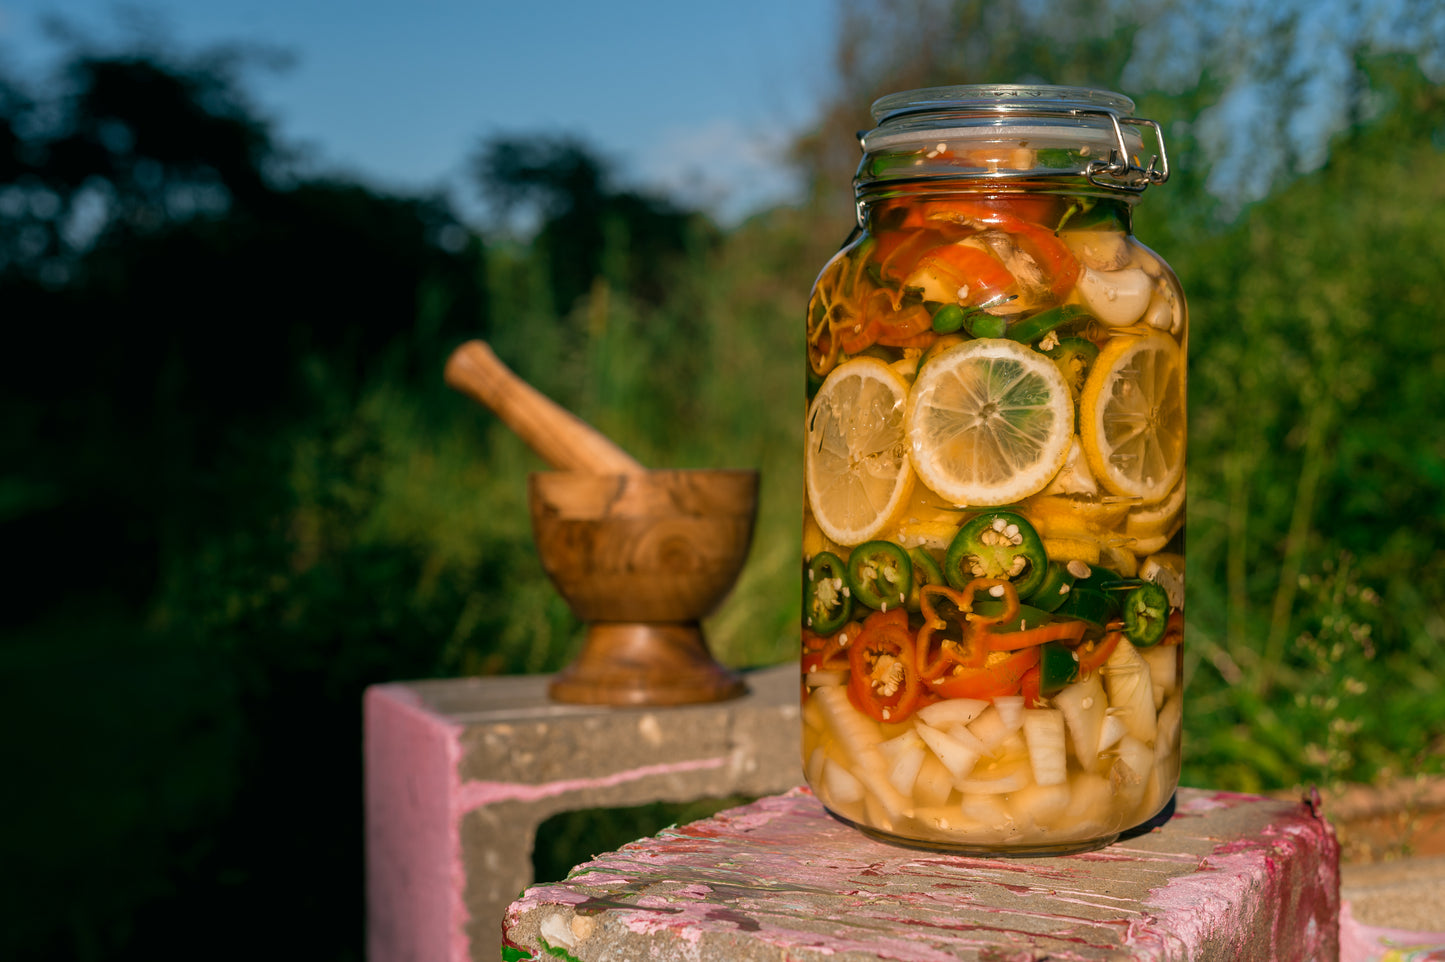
{"left": 870, "top": 84, "right": 1136, "bottom": 125}
{"left": 857, "top": 83, "right": 1167, "bottom": 193}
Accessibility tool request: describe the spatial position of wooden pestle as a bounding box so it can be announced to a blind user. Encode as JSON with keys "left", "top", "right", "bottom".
{"left": 444, "top": 340, "right": 646, "bottom": 475}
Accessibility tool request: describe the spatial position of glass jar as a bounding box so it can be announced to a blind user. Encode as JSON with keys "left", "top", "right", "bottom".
{"left": 800, "top": 85, "right": 1185, "bottom": 854}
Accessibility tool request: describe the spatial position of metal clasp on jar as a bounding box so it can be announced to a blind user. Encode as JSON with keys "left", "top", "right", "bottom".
{"left": 1085, "top": 112, "right": 1170, "bottom": 191}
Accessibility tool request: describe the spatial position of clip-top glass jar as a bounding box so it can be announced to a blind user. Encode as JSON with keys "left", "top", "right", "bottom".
{"left": 800, "top": 85, "right": 1186, "bottom": 854}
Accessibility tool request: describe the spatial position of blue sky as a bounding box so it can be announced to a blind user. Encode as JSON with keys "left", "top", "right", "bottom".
{"left": 0, "top": 0, "right": 839, "bottom": 223}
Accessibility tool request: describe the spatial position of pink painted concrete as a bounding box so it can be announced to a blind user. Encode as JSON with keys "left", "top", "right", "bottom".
{"left": 505, "top": 787, "right": 1342, "bottom": 961}
{"left": 364, "top": 684, "right": 472, "bottom": 962}
{"left": 364, "top": 664, "right": 805, "bottom": 961}
{"left": 455, "top": 757, "right": 728, "bottom": 811}
{"left": 1339, "top": 902, "right": 1445, "bottom": 962}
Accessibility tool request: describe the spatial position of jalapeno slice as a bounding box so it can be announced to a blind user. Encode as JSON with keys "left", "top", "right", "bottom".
{"left": 1038, "top": 641, "right": 1081, "bottom": 695}
{"left": 805, "top": 551, "right": 852, "bottom": 634}
{"left": 904, "top": 547, "right": 946, "bottom": 612}
{"left": 968, "top": 599, "right": 1060, "bottom": 633}
{"left": 944, "top": 510, "right": 1048, "bottom": 599}
{"left": 1005, "top": 304, "right": 1090, "bottom": 346}
{"left": 1044, "top": 336, "right": 1100, "bottom": 395}
{"left": 1023, "top": 560, "right": 1078, "bottom": 612}
{"left": 1121, "top": 581, "right": 1171, "bottom": 648}
{"left": 1051, "top": 587, "right": 1117, "bottom": 632}
{"left": 1073, "top": 563, "right": 1124, "bottom": 593}
{"left": 846, "top": 540, "right": 913, "bottom": 612}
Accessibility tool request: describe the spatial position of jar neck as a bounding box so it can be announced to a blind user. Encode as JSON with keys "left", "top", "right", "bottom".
{"left": 857, "top": 183, "right": 1136, "bottom": 236}
{"left": 854, "top": 84, "right": 1168, "bottom": 204}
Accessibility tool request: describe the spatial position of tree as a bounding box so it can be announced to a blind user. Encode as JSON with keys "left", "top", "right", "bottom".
{"left": 471, "top": 134, "right": 716, "bottom": 313}
{"left": 0, "top": 36, "right": 489, "bottom": 961}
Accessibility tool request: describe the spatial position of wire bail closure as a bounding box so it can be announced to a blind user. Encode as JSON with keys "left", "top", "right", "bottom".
{"left": 1084, "top": 111, "right": 1170, "bottom": 191}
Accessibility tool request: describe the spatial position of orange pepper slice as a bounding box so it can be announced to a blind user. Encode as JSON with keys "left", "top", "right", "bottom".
{"left": 915, "top": 578, "right": 1018, "bottom": 680}
{"left": 927, "top": 647, "right": 1041, "bottom": 700}
{"left": 984, "top": 618, "right": 1089, "bottom": 651}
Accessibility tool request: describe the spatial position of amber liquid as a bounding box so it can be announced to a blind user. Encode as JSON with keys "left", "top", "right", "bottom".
{"left": 801, "top": 191, "right": 1186, "bottom": 852}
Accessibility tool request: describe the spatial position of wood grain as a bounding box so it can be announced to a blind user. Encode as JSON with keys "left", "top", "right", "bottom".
{"left": 444, "top": 340, "right": 645, "bottom": 475}
{"left": 529, "top": 469, "right": 759, "bottom": 706}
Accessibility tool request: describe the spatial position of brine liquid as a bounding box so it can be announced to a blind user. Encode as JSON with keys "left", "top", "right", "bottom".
{"left": 801, "top": 191, "right": 1186, "bottom": 852}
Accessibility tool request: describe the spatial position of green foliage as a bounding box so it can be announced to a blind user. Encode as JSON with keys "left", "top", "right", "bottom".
{"left": 1178, "top": 58, "right": 1445, "bottom": 791}
{"left": 6, "top": 11, "right": 1445, "bottom": 962}
{"left": 791, "top": 0, "right": 1445, "bottom": 797}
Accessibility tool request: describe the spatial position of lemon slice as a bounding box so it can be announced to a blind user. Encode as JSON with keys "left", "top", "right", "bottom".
{"left": 1042, "top": 536, "right": 1101, "bottom": 566}
{"left": 1080, "top": 332, "right": 1185, "bottom": 501}
{"left": 1022, "top": 494, "right": 1131, "bottom": 540}
{"left": 905, "top": 338, "right": 1074, "bottom": 506}
{"left": 805, "top": 356, "right": 916, "bottom": 545}
{"left": 1124, "top": 476, "right": 1185, "bottom": 554}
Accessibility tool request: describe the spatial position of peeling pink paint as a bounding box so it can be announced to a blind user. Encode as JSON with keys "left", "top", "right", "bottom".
{"left": 505, "top": 787, "right": 1344, "bottom": 960}
{"left": 1339, "top": 901, "right": 1445, "bottom": 962}
{"left": 455, "top": 756, "right": 727, "bottom": 811}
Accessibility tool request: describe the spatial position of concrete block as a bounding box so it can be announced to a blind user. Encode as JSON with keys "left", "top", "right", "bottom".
{"left": 364, "top": 663, "right": 803, "bottom": 962}
{"left": 504, "top": 786, "right": 1341, "bottom": 961}
{"left": 1339, "top": 856, "right": 1445, "bottom": 960}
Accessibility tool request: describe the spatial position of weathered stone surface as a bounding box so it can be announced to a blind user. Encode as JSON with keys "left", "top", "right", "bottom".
{"left": 504, "top": 787, "right": 1341, "bottom": 962}
{"left": 1341, "top": 855, "right": 1445, "bottom": 939}
{"left": 364, "top": 663, "right": 803, "bottom": 962}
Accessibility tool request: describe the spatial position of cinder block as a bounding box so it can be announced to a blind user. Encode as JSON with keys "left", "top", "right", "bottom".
{"left": 504, "top": 787, "right": 1341, "bottom": 961}
{"left": 364, "top": 664, "right": 803, "bottom": 962}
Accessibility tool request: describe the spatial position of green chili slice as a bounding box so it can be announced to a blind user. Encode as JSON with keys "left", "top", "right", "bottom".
{"left": 931, "top": 303, "right": 967, "bottom": 334}
{"left": 904, "top": 547, "right": 946, "bottom": 612}
{"left": 968, "top": 599, "right": 1059, "bottom": 632}
{"left": 964, "top": 312, "right": 1008, "bottom": 339}
{"left": 805, "top": 551, "right": 852, "bottom": 634}
{"left": 1073, "top": 564, "right": 1125, "bottom": 593}
{"left": 1051, "top": 587, "right": 1117, "bottom": 632}
{"left": 1023, "top": 560, "right": 1078, "bottom": 612}
{"left": 1005, "top": 304, "right": 1090, "bottom": 346}
{"left": 1044, "top": 336, "right": 1100, "bottom": 395}
{"left": 1038, "top": 641, "right": 1081, "bottom": 695}
{"left": 846, "top": 540, "right": 913, "bottom": 612}
{"left": 1121, "top": 581, "right": 1170, "bottom": 648}
{"left": 944, "top": 510, "right": 1048, "bottom": 599}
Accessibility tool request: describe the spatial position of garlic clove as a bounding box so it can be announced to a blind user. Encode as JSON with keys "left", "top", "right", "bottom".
{"left": 1142, "top": 279, "right": 1184, "bottom": 335}
{"left": 1063, "top": 229, "right": 1132, "bottom": 271}
{"left": 1075, "top": 266, "right": 1154, "bottom": 327}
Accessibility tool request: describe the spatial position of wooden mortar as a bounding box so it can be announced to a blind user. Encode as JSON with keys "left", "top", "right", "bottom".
{"left": 445, "top": 340, "right": 750, "bottom": 706}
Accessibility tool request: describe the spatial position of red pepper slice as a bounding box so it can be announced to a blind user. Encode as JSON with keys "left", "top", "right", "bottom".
{"left": 1019, "top": 665, "right": 1050, "bottom": 708}
{"left": 869, "top": 227, "right": 949, "bottom": 283}
{"left": 906, "top": 242, "right": 1016, "bottom": 307}
{"left": 907, "top": 200, "right": 1080, "bottom": 302}
{"left": 874, "top": 301, "right": 938, "bottom": 348}
{"left": 927, "top": 647, "right": 1041, "bottom": 700}
{"left": 1076, "top": 629, "right": 1124, "bottom": 676}
{"left": 846, "top": 613, "right": 923, "bottom": 723}
{"left": 838, "top": 288, "right": 937, "bottom": 354}
{"left": 915, "top": 578, "right": 1018, "bottom": 680}
{"left": 801, "top": 620, "right": 862, "bottom": 673}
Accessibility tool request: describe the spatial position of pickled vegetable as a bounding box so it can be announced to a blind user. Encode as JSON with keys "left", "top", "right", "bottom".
{"left": 801, "top": 185, "right": 1185, "bottom": 852}
{"left": 802, "top": 86, "right": 1184, "bottom": 853}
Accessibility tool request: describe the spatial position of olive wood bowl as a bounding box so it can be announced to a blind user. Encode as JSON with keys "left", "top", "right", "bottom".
{"left": 528, "top": 469, "right": 757, "bottom": 706}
